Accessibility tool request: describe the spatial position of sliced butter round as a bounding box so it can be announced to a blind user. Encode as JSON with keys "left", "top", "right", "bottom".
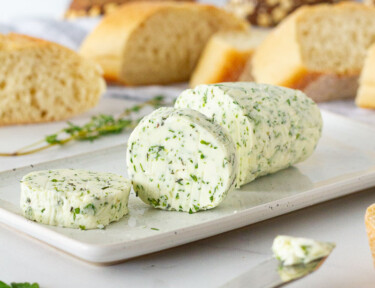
{"left": 20, "top": 169, "right": 131, "bottom": 229}
{"left": 127, "top": 107, "right": 237, "bottom": 213}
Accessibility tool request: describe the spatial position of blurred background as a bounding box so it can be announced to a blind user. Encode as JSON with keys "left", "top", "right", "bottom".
{"left": 1, "top": 0, "right": 71, "bottom": 20}
{"left": 1, "top": 0, "right": 223, "bottom": 19}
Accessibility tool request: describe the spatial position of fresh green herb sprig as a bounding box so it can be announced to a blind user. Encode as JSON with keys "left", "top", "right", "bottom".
{"left": 0, "top": 95, "right": 167, "bottom": 157}
{"left": 0, "top": 281, "right": 39, "bottom": 288}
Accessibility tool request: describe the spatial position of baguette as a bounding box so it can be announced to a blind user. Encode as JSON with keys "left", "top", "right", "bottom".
{"left": 247, "top": 3, "right": 375, "bottom": 102}
{"left": 80, "top": 2, "right": 248, "bottom": 86}
{"left": 0, "top": 33, "right": 105, "bottom": 125}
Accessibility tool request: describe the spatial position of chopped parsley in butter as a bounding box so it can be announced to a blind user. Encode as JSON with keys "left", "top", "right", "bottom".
{"left": 176, "top": 82, "right": 322, "bottom": 187}
{"left": 127, "top": 107, "right": 237, "bottom": 213}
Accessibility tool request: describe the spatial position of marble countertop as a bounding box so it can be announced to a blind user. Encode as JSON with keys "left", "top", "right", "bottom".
{"left": 0, "top": 185, "right": 374, "bottom": 287}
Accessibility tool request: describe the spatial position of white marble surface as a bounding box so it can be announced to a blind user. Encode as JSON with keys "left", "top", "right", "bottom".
{"left": 0, "top": 186, "right": 374, "bottom": 287}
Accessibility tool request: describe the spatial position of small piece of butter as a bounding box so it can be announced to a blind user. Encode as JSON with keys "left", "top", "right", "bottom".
{"left": 272, "top": 235, "right": 335, "bottom": 266}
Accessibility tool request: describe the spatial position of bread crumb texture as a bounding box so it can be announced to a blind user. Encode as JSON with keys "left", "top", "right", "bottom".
{"left": 80, "top": 2, "right": 248, "bottom": 85}
{"left": 0, "top": 33, "right": 106, "bottom": 125}
{"left": 190, "top": 29, "right": 269, "bottom": 87}
{"left": 250, "top": 3, "right": 375, "bottom": 102}
{"left": 297, "top": 3, "right": 375, "bottom": 75}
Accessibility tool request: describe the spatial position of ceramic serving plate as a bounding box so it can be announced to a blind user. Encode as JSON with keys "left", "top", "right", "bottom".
{"left": 0, "top": 110, "right": 374, "bottom": 264}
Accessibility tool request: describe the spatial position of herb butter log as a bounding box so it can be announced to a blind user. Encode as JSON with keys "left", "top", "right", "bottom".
{"left": 20, "top": 169, "right": 131, "bottom": 229}
{"left": 126, "top": 107, "right": 237, "bottom": 213}
{"left": 175, "top": 83, "right": 322, "bottom": 186}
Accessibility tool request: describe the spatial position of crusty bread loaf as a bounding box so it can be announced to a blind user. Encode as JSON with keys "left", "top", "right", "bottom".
{"left": 79, "top": 2, "right": 248, "bottom": 86}
{"left": 190, "top": 29, "right": 269, "bottom": 88}
{"left": 356, "top": 44, "right": 375, "bottom": 109}
{"left": 0, "top": 34, "right": 105, "bottom": 126}
{"left": 64, "top": 0, "right": 195, "bottom": 18}
{"left": 247, "top": 2, "right": 375, "bottom": 102}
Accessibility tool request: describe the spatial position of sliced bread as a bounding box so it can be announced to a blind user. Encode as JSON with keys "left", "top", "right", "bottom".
{"left": 79, "top": 2, "right": 248, "bottom": 86}
{"left": 189, "top": 29, "right": 269, "bottom": 88}
{"left": 0, "top": 34, "right": 105, "bottom": 125}
{"left": 247, "top": 3, "right": 375, "bottom": 102}
{"left": 356, "top": 44, "right": 375, "bottom": 109}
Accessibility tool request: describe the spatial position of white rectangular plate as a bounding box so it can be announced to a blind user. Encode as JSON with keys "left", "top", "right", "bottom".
{"left": 0, "top": 111, "right": 374, "bottom": 264}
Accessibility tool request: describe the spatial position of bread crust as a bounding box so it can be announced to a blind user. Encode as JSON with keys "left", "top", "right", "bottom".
{"left": 190, "top": 40, "right": 252, "bottom": 87}
{"left": 81, "top": 2, "right": 163, "bottom": 83}
{"left": 190, "top": 29, "right": 270, "bottom": 87}
{"left": 1, "top": 33, "right": 70, "bottom": 52}
{"left": 242, "top": 61, "right": 358, "bottom": 102}
{"left": 80, "top": 2, "right": 248, "bottom": 85}
{"left": 356, "top": 43, "right": 375, "bottom": 109}
{"left": 210, "top": 50, "right": 251, "bottom": 83}
{"left": 355, "top": 86, "right": 375, "bottom": 109}
{"left": 291, "top": 72, "right": 358, "bottom": 102}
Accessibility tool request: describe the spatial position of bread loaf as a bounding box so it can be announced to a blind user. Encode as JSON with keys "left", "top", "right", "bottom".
{"left": 247, "top": 3, "right": 375, "bottom": 102}
{"left": 190, "top": 29, "right": 269, "bottom": 88}
{"left": 356, "top": 44, "right": 375, "bottom": 109}
{"left": 0, "top": 33, "right": 105, "bottom": 125}
{"left": 79, "top": 2, "right": 248, "bottom": 86}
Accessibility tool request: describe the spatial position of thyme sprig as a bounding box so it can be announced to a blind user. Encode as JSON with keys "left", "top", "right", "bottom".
{"left": 0, "top": 95, "right": 166, "bottom": 157}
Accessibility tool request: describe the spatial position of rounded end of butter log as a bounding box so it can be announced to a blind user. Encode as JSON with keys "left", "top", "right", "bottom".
{"left": 176, "top": 82, "right": 323, "bottom": 187}
{"left": 127, "top": 107, "right": 237, "bottom": 213}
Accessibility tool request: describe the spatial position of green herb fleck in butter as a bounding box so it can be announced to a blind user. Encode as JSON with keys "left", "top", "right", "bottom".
{"left": 272, "top": 235, "right": 335, "bottom": 266}
{"left": 127, "top": 107, "right": 237, "bottom": 213}
{"left": 176, "top": 82, "right": 322, "bottom": 187}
